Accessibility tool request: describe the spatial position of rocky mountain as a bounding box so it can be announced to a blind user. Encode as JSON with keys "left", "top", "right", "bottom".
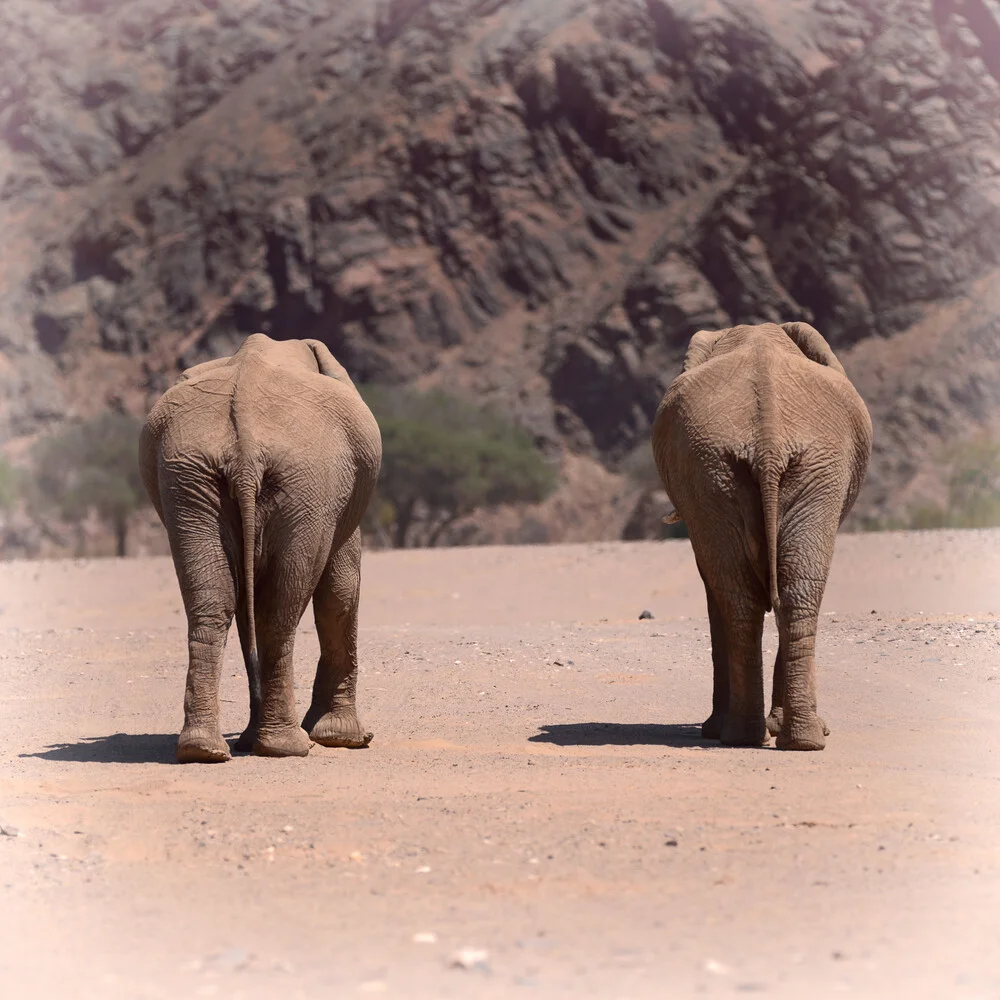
{"left": 2, "top": 0, "right": 1000, "bottom": 546}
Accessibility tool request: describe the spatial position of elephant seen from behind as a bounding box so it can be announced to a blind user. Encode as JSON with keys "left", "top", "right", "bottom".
{"left": 652, "top": 322, "right": 872, "bottom": 750}
{"left": 140, "top": 334, "right": 382, "bottom": 763}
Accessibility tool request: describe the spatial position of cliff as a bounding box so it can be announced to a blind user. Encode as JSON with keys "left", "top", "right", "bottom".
{"left": 2, "top": 0, "right": 999, "bottom": 544}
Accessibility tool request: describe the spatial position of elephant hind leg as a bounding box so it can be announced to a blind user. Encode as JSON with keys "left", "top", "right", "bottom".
{"left": 767, "top": 646, "right": 828, "bottom": 739}
{"left": 703, "top": 573, "right": 768, "bottom": 747}
{"left": 233, "top": 605, "right": 261, "bottom": 754}
{"left": 717, "top": 598, "right": 768, "bottom": 748}
{"left": 165, "top": 516, "right": 236, "bottom": 764}
{"left": 766, "top": 646, "right": 785, "bottom": 737}
{"left": 304, "top": 529, "right": 373, "bottom": 749}
{"left": 690, "top": 519, "right": 768, "bottom": 747}
{"left": 697, "top": 564, "right": 729, "bottom": 741}
{"left": 252, "top": 622, "right": 312, "bottom": 758}
{"left": 177, "top": 616, "right": 234, "bottom": 763}
{"left": 771, "top": 502, "right": 840, "bottom": 750}
{"left": 250, "top": 564, "right": 313, "bottom": 759}
{"left": 773, "top": 608, "right": 826, "bottom": 751}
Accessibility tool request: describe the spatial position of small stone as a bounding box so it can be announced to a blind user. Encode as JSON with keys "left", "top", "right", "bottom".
{"left": 664, "top": 838, "right": 678, "bottom": 847}
{"left": 0, "top": 825, "right": 21, "bottom": 838}
{"left": 639, "top": 609, "right": 654, "bottom": 620}
{"left": 281, "top": 825, "right": 294, "bottom": 834}
{"left": 450, "top": 947, "right": 490, "bottom": 972}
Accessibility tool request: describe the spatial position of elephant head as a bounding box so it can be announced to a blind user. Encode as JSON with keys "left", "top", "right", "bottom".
{"left": 175, "top": 336, "right": 353, "bottom": 386}
{"left": 682, "top": 323, "right": 847, "bottom": 377}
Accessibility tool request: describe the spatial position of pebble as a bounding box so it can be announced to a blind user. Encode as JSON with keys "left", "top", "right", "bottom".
{"left": 450, "top": 947, "right": 491, "bottom": 972}
{"left": 639, "top": 609, "right": 654, "bottom": 620}
{"left": 0, "top": 824, "right": 21, "bottom": 838}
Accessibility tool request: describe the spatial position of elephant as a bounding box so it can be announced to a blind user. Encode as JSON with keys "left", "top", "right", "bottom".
{"left": 651, "top": 322, "right": 872, "bottom": 750}
{"left": 139, "top": 334, "right": 382, "bottom": 763}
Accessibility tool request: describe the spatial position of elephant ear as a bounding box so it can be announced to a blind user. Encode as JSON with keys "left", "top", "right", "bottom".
{"left": 304, "top": 339, "right": 351, "bottom": 382}
{"left": 780, "top": 322, "right": 847, "bottom": 377}
{"left": 682, "top": 329, "right": 725, "bottom": 371}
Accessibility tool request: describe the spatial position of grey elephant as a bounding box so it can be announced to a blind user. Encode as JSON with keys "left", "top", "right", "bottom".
{"left": 652, "top": 322, "right": 872, "bottom": 750}
{"left": 140, "top": 334, "right": 382, "bottom": 763}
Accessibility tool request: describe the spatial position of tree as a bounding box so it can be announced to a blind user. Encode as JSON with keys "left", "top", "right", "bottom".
{"left": 361, "top": 386, "right": 557, "bottom": 548}
{"left": 862, "top": 434, "right": 1000, "bottom": 532}
{"left": 0, "top": 456, "right": 19, "bottom": 514}
{"left": 945, "top": 436, "right": 1000, "bottom": 526}
{"left": 31, "top": 411, "right": 149, "bottom": 557}
{"left": 906, "top": 436, "right": 1000, "bottom": 530}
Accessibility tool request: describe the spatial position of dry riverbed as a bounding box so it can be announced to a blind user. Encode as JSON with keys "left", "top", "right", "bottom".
{"left": 1, "top": 531, "right": 999, "bottom": 999}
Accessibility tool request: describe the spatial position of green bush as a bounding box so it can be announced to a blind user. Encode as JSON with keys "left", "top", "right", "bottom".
{"left": 944, "top": 437, "right": 1000, "bottom": 526}
{"left": 0, "top": 456, "right": 20, "bottom": 513}
{"left": 31, "top": 411, "right": 148, "bottom": 557}
{"left": 863, "top": 435, "right": 1000, "bottom": 531}
{"left": 361, "top": 386, "right": 557, "bottom": 547}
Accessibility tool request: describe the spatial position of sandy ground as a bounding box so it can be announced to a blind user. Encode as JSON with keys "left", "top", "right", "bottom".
{"left": 1, "top": 531, "right": 999, "bottom": 1000}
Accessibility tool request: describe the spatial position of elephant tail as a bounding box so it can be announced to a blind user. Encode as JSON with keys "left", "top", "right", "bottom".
{"left": 760, "top": 459, "right": 781, "bottom": 614}
{"left": 234, "top": 470, "right": 261, "bottom": 711}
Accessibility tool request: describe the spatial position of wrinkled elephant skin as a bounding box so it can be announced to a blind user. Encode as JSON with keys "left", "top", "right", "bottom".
{"left": 139, "top": 335, "right": 382, "bottom": 763}
{"left": 652, "top": 323, "right": 872, "bottom": 750}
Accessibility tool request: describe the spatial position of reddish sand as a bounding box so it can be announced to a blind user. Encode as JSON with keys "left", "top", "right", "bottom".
{"left": 1, "top": 531, "right": 999, "bottom": 999}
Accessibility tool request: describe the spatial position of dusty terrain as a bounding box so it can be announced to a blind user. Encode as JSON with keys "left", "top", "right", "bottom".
{"left": 1, "top": 531, "right": 999, "bottom": 999}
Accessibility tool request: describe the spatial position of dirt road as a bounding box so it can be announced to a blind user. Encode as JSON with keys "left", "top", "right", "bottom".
{"left": 2, "top": 532, "right": 999, "bottom": 999}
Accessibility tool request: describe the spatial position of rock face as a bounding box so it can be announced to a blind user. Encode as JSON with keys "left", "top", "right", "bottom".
{"left": 2, "top": 0, "right": 1000, "bottom": 539}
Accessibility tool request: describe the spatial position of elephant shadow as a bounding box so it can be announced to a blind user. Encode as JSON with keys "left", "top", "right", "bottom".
{"left": 19, "top": 732, "right": 239, "bottom": 764}
{"left": 529, "top": 722, "right": 710, "bottom": 747}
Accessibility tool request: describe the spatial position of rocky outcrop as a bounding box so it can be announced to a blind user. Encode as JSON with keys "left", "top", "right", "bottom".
{"left": 2, "top": 0, "right": 999, "bottom": 541}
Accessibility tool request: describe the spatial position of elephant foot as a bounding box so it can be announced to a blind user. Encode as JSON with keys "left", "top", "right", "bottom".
{"left": 768, "top": 707, "right": 828, "bottom": 739}
{"left": 307, "top": 710, "right": 374, "bottom": 749}
{"left": 766, "top": 708, "right": 783, "bottom": 737}
{"left": 776, "top": 714, "right": 827, "bottom": 751}
{"left": 701, "top": 712, "right": 724, "bottom": 740}
{"left": 720, "top": 714, "right": 769, "bottom": 748}
{"left": 177, "top": 726, "right": 231, "bottom": 764}
{"left": 253, "top": 725, "right": 312, "bottom": 758}
{"left": 233, "top": 726, "right": 257, "bottom": 754}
